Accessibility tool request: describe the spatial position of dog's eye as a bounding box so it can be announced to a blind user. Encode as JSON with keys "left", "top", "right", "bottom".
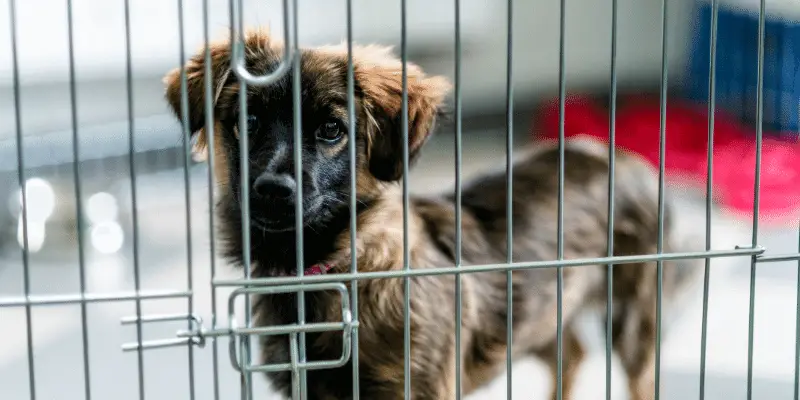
{"left": 315, "top": 120, "right": 344, "bottom": 143}
{"left": 246, "top": 115, "right": 259, "bottom": 133}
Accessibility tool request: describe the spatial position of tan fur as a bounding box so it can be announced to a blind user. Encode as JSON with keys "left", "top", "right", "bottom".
{"left": 163, "top": 29, "right": 701, "bottom": 400}
{"left": 191, "top": 121, "right": 230, "bottom": 188}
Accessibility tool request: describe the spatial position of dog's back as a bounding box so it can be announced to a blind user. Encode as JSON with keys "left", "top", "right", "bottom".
{"left": 415, "top": 136, "right": 704, "bottom": 399}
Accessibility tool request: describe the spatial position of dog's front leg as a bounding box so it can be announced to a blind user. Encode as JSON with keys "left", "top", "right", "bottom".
{"left": 357, "top": 328, "right": 458, "bottom": 400}
{"left": 354, "top": 276, "right": 460, "bottom": 400}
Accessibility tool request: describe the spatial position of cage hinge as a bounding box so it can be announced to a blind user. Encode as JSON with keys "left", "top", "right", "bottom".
{"left": 120, "top": 282, "right": 356, "bottom": 374}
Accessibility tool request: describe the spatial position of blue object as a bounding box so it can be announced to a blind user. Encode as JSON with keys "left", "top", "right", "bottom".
{"left": 685, "top": 2, "right": 800, "bottom": 139}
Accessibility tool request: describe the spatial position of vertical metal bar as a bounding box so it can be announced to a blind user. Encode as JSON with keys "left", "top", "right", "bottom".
{"left": 290, "top": 0, "right": 308, "bottom": 395}
{"left": 65, "top": 0, "right": 92, "bottom": 398}
{"left": 795, "top": 220, "right": 800, "bottom": 400}
{"left": 231, "top": 0, "right": 253, "bottom": 397}
{"left": 123, "top": 0, "right": 146, "bottom": 398}
{"left": 345, "top": 0, "right": 360, "bottom": 398}
{"left": 505, "top": 0, "right": 514, "bottom": 398}
{"left": 556, "top": 0, "right": 567, "bottom": 397}
{"left": 401, "top": 0, "right": 412, "bottom": 397}
{"left": 202, "top": 0, "right": 221, "bottom": 396}
{"left": 655, "top": 0, "right": 670, "bottom": 397}
{"left": 238, "top": 326, "right": 253, "bottom": 400}
{"left": 176, "top": 0, "right": 197, "bottom": 398}
{"left": 747, "top": 1, "right": 767, "bottom": 398}
{"left": 454, "top": 0, "right": 463, "bottom": 398}
{"left": 8, "top": 0, "right": 36, "bottom": 398}
{"left": 290, "top": 333, "right": 302, "bottom": 399}
{"left": 605, "top": 0, "right": 618, "bottom": 397}
{"left": 699, "top": 1, "right": 720, "bottom": 398}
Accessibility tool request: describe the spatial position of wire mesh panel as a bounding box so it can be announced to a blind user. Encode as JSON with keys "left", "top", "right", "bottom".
{"left": 2, "top": 0, "right": 799, "bottom": 399}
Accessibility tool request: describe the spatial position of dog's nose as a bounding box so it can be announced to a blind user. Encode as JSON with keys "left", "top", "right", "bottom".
{"left": 253, "top": 173, "right": 296, "bottom": 200}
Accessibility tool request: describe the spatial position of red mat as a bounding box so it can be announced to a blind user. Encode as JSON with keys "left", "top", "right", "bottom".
{"left": 534, "top": 95, "right": 800, "bottom": 224}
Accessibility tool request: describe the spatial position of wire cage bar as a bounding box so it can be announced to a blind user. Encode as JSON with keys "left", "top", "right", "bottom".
{"left": 3, "top": 0, "right": 800, "bottom": 399}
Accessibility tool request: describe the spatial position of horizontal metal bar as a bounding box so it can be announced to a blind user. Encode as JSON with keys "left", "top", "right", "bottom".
{"left": 178, "top": 321, "right": 360, "bottom": 340}
{"left": 0, "top": 290, "right": 192, "bottom": 308}
{"left": 238, "top": 321, "right": 354, "bottom": 374}
{"left": 122, "top": 337, "right": 199, "bottom": 352}
{"left": 226, "top": 283, "right": 352, "bottom": 334}
{"left": 757, "top": 253, "right": 800, "bottom": 263}
{"left": 121, "top": 313, "right": 202, "bottom": 325}
{"left": 119, "top": 312, "right": 205, "bottom": 352}
{"left": 227, "top": 282, "right": 350, "bottom": 298}
{"left": 226, "top": 323, "right": 355, "bottom": 374}
{"left": 246, "top": 357, "right": 350, "bottom": 373}
{"left": 214, "top": 247, "right": 765, "bottom": 287}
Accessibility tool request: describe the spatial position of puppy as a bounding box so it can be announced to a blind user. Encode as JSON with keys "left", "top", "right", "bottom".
{"left": 163, "top": 29, "right": 702, "bottom": 400}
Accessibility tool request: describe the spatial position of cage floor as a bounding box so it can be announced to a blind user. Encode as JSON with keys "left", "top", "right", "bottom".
{"left": 0, "top": 127, "right": 798, "bottom": 400}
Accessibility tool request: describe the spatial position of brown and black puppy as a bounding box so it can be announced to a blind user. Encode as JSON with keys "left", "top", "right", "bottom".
{"left": 163, "top": 29, "right": 702, "bottom": 400}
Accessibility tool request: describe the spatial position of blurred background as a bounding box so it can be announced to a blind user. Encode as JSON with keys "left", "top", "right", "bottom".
{"left": 0, "top": 0, "right": 799, "bottom": 399}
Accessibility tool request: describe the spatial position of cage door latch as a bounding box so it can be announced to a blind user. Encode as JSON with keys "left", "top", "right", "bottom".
{"left": 120, "top": 282, "right": 357, "bottom": 373}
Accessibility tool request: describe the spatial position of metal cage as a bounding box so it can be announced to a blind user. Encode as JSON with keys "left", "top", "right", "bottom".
{"left": 1, "top": 0, "right": 799, "bottom": 399}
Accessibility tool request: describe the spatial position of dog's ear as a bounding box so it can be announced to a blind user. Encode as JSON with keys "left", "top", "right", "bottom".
{"left": 352, "top": 45, "right": 451, "bottom": 182}
{"left": 163, "top": 38, "right": 233, "bottom": 156}
{"left": 162, "top": 29, "right": 277, "bottom": 156}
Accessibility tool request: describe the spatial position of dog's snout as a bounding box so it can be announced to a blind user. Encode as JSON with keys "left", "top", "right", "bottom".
{"left": 253, "top": 173, "right": 296, "bottom": 200}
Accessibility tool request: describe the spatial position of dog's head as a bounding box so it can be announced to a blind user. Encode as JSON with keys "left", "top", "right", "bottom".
{"left": 163, "top": 29, "right": 451, "bottom": 232}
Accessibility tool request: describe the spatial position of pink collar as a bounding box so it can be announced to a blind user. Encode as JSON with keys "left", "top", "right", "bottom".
{"left": 304, "top": 263, "right": 334, "bottom": 276}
